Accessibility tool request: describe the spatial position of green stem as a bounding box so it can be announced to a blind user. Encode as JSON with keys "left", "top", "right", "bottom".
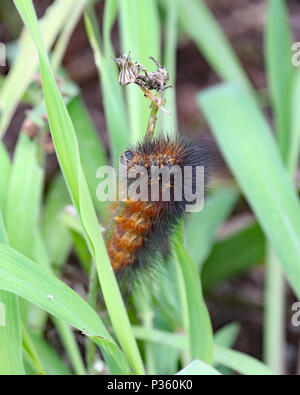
{"left": 175, "top": 258, "right": 190, "bottom": 366}
{"left": 263, "top": 244, "right": 285, "bottom": 374}
{"left": 145, "top": 101, "right": 159, "bottom": 140}
{"left": 22, "top": 324, "right": 45, "bottom": 375}
{"left": 51, "top": 0, "right": 87, "bottom": 73}
{"left": 173, "top": 223, "right": 213, "bottom": 364}
{"left": 86, "top": 262, "right": 98, "bottom": 373}
{"left": 53, "top": 317, "right": 86, "bottom": 375}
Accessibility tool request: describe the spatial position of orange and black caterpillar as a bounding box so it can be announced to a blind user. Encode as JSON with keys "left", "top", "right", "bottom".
{"left": 106, "top": 135, "right": 209, "bottom": 274}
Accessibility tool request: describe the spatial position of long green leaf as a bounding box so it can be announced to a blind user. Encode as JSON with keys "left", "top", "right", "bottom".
{"left": 161, "top": 0, "right": 178, "bottom": 134}
{"left": 0, "top": 242, "right": 129, "bottom": 374}
{"left": 40, "top": 180, "right": 86, "bottom": 375}
{"left": 22, "top": 324, "right": 45, "bottom": 375}
{"left": 6, "top": 133, "right": 43, "bottom": 260}
{"left": 198, "top": 83, "right": 300, "bottom": 299}
{"left": 52, "top": 317, "right": 86, "bottom": 375}
{"left": 0, "top": 290, "right": 24, "bottom": 375}
{"left": 132, "top": 326, "right": 273, "bottom": 375}
{"left": 176, "top": 359, "right": 222, "bottom": 375}
{"left": 28, "top": 331, "right": 71, "bottom": 375}
{"left": 265, "top": 0, "right": 293, "bottom": 159}
{"left": 213, "top": 345, "right": 274, "bottom": 376}
{"left": 176, "top": 0, "right": 250, "bottom": 90}
{"left": 174, "top": 226, "right": 213, "bottom": 364}
{"left": 288, "top": 68, "right": 300, "bottom": 175}
{"left": 186, "top": 187, "right": 238, "bottom": 269}
{"left": 119, "top": 0, "right": 161, "bottom": 140}
{"left": 263, "top": 245, "right": 285, "bottom": 374}
{"left": 50, "top": 0, "right": 87, "bottom": 72}
{"left": 42, "top": 173, "right": 71, "bottom": 273}
{"left": 202, "top": 223, "right": 265, "bottom": 290}
{"left": 84, "top": 7, "right": 129, "bottom": 167}
{"left": 13, "top": 0, "right": 144, "bottom": 374}
{"left": 264, "top": 1, "right": 293, "bottom": 374}
{"left": 68, "top": 95, "right": 108, "bottom": 216}
{"left": 0, "top": 213, "right": 24, "bottom": 375}
{"left": 102, "top": 0, "right": 119, "bottom": 59}
{"left": 214, "top": 323, "right": 240, "bottom": 348}
{"left": 0, "top": 143, "right": 11, "bottom": 214}
{"left": 0, "top": 0, "right": 77, "bottom": 137}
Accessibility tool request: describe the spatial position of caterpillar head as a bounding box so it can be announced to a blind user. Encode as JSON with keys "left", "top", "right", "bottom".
{"left": 120, "top": 150, "right": 135, "bottom": 165}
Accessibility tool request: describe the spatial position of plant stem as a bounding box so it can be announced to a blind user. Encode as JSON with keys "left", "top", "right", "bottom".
{"left": 263, "top": 244, "right": 285, "bottom": 374}
{"left": 53, "top": 317, "right": 86, "bottom": 375}
{"left": 145, "top": 101, "right": 159, "bottom": 141}
{"left": 86, "top": 262, "right": 98, "bottom": 374}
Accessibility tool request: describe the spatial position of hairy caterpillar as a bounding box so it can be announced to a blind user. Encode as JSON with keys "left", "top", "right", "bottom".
{"left": 106, "top": 135, "right": 209, "bottom": 274}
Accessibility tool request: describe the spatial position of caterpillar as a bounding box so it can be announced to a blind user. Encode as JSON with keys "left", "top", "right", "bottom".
{"left": 106, "top": 134, "right": 209, "bottom": 274}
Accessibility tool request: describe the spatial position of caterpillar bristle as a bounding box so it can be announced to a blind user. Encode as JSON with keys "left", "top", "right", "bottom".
{"left": 106, "top": 134, "right": 210, "bottom": 277}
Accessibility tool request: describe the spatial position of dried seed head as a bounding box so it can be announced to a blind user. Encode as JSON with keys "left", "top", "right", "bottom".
{"left": 114, "top": 52, "right": 170, "bottom": 92}
{"left": 114, "top": 52, "right": 141, "bottom": 86}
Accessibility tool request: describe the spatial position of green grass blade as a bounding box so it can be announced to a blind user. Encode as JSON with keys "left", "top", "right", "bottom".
{"left": 28, "top": 331, "right": 72, "bottom": 375}
{"left": 263, "top": 245, "right": 285, "bottom": 374}
{"left": 52, "top": 317, "right": 86, "bottom": 375}
{"left": 186, "top": 187, "right": 238, "bottom": 269}
{"left": 0, "top": 242, "right": 129, "bottom": 374}
{"left": 0, "top": 0, "right": 77, "bottom": 137}
{"left": 0, "top": 290, "right": 24, "bottom": 375}
{"left": 214, "top": 322, "right": 240, "bottom": 374}
{"left": 176, "top": 360, "right": 222, "bottom": 375}
{"left": 202, "top": 223, "right": 265, "bottom": 290}
{"left": 265, "top": 0, "right": 293, "bottom": 159}
{"left": 174, "top": 225, "right": 213, "bottom": 364}
{"left": 133, "top": 326, "right": 274, "bottom": 375}
{"left": 0, "top": 213, "right": 24, "bottom": 375}
{"left": 51, "top": 0, "right": 87, "bottom": 72}
{"left": 176, "top": 0, "right": 250, "bottom": 90}
{"left": 132, "top": 326, "right": 187, "bottom": 351}
{"left": 40, "top": 189, "right": 87, "bottom": 375}
{"left": 13, "top": 0, "right": 144, "bottom": 374}
{"left": 22, "top": 324, "right": 45, "bottom": 375}
{"left": 287, "top": 69, "right": 300, "bottom": 175}
{"left": 119, "top": 0, "right": 161, "bottom": 140}
{"left": 84, "top": 8, "right": 129, "bottom": 167}
{"left": 265, "top": 1, "right": 295, "bottom": 375}
{"left": 68, "top": 95, "right": 108, "bottom": 216}
{"left": 103, "top": 0, "right": 119, "bottom": 59}
{"left": 214, "top": 323, "right": 240, "bottom": 348}
{"left": 34, "top": 226, "right": 86, "bottom": 375}
{"left": 198, "top": 83, "right": 300, "bottom": 299}
{"left": 42, "top": 173, "right": 72, "bottom": 273}
{"left": 0, "top": 142, "right": 11, "bottom": 214}
{"left": 161, "top": 0, "right": 178, "bottom": 134}
{"left": 6, "top": 133, "right": 43, "bottom": 261}
{"left": 213, "top": 345, "right": 274, "bottom": 375}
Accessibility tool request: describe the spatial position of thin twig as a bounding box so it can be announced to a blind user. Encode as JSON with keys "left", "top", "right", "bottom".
{"left": 145, "top": 100, "right": 159, "bottom": 141}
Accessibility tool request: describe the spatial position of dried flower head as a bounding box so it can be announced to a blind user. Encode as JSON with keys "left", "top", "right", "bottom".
{"left": 137, "top": 57, "right": 169, "bottom": 92}
{"left": 114, "top": 52, "right": 142, "bottom": 86}
{"left": 114, "top": 53, "right": 170, "bottom": 93}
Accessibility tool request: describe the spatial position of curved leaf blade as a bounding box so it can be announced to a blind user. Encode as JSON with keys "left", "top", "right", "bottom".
{"left": 0, "top": 242, "right": 129, "bottom": 374}
{"left": 198, "top": 83, "right": 300, "bottom": 299}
